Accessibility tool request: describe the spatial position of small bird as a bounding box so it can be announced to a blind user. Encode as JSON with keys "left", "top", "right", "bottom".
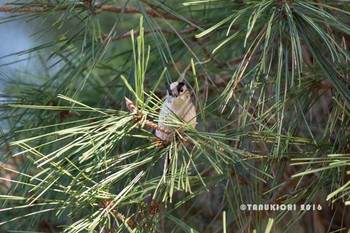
{"left": 156, "top": 81, "right": 197, "bottom": 179}
{"left": 156, "top": 81, "right": 197, "bottom": 141}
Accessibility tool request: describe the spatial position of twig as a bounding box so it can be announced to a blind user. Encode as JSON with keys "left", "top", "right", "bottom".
{"left": 124, "top": 97, "right": 170, "bottom": 134}
{"left": 140, "top": 0, "right": 197, "bottom": 24}
{"left": 0, "top": 4, "right": 182, "bottom": 21}
{"left": 124, "top": 97, "right": 196, "bottom": 148}
{"left": 124, "top": 97, "right": 138, "bottom": 114}
{"left": 100, "top": 200, "right": 137, "bottom": 229}
{"left": 124, "top": 97, "right": 171, "bottom": 147}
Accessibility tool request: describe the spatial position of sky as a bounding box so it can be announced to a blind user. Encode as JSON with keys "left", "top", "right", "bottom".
{"left": 0, "top": 0, "right": 46, "bottom": 132}
{"left": 0, "top": 0, "right": 62, "bottom": 94}
{"left": 0, "top": 0, "right": 36, "bottom": 71}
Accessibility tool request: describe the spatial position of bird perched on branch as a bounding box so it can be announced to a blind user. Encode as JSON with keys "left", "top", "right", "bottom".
{"left": 156, "top": 81, "right": 197, "bottom": 141}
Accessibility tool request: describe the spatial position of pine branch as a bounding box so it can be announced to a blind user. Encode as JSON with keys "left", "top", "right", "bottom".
{"left": 124, "top": 97, "right": 171, "bottom": 147}
{"left": 100, "top": 200, "right": 138, "bottom": 230}
{"left": 0, "top": 4, "right": 182, "bottom": 21}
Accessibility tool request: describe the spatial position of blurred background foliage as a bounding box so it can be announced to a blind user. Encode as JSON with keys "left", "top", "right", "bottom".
{"left": 0, "top": 0, "right": 350, "bottom": 232}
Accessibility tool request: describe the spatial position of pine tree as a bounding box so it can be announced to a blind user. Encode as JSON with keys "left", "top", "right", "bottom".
{"left": 1, "top": 0, "right": 350, "bottom": 232}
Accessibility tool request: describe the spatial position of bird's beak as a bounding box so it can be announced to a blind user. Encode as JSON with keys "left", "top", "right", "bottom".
{"left": 167, "top": 85, "right": 178, "bottom": 97}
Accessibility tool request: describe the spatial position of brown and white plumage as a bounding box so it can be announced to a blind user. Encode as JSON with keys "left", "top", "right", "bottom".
{"left": 156, "top": 81, "right": 197, "bottom": 141}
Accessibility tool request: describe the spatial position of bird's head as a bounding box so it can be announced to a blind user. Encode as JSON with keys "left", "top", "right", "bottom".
{"left": 166, "top": 82, "right": 189, "bottom": 98}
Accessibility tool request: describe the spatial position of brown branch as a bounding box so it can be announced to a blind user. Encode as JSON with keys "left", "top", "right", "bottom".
{"left": 100, "top": 200, "right": 137, "bottom": 229}
{"left": 124, "top": 97, "right": 171, "bottom": 145}
{"left": 0, "top": 4, "right": 182, "bottom": 21}
{"left": 125, "top": 97, "right": 197, "bottom": 147}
